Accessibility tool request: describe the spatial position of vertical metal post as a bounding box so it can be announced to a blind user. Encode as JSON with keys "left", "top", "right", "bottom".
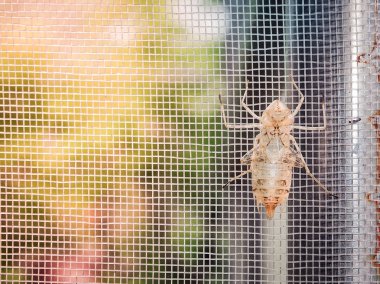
{"left": 262, "top": 216, "right": 288, "bottom": 283}
{"left": 352, "top": 0, "right": 379, "bottom": 282}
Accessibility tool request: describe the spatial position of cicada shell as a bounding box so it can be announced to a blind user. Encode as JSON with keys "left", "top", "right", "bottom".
{"left": 219, "top": 75, "right": 335, "bottom": 219}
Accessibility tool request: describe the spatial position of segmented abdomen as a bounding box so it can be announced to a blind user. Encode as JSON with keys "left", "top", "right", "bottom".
{"left": 251, "top": 137, "right": 294, "bottom": 218}
{"left": 251, "top": 161, "right": 293, "bottom": 218}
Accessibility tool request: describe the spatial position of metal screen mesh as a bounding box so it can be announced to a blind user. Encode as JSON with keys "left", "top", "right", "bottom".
{"left": 1, "top": 0, "right": 379, "bottom": 283}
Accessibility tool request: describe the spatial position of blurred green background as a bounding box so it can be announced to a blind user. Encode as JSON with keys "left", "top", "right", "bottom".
{"left": 1, "top": 0, "right": 227, "bottom": 282}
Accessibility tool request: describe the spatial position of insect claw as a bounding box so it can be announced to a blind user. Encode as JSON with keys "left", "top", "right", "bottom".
{"left": 331, "top": 193, "right": 339, "bottom": 199}
{"left": 222, "top": 180, "right": 231, "bottom": 188}
{"left": 320, "top": 93, "right": 325, "bottom": 104}
{"left": 218, "top": 94, "right": 223, "bottom": 105}
{"left": 320, "top": 184, "right": 338, "bottom": 199}
{"left": 318, "top": 187, "right": 337, "bottom": 199}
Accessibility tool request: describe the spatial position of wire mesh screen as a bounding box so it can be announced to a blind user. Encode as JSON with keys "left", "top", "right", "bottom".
{"left": 1, "top": 0, "right": 379, "bottom": 283}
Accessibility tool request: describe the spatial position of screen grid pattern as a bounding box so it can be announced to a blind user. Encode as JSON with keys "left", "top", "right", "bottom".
{"left": 0, "top": 0, "right": 378, "bottom": 283}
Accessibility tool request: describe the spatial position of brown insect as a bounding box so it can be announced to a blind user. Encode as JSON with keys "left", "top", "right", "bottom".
{"left": 219, "top": 75, "right": 336, "bottom": 219}
{"left": 357, "top": 0, "right": 380, "bottom": 82}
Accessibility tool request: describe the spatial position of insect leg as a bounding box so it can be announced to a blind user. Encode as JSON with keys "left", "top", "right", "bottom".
{"left": 240, "top": 80, "right": 261, "bottom": 120}
{"left": 290, "top": 136, "right": 338, "bottom": 198}
{"left": 218, "top": 94, "right": 262, "bottom": 129}
{"left": 290, "top": 74, "right": 327, "bottom": 131}
{"left": 292, "top": 96, "right": 327, "bottom": 131}
{"left": 289, "top": 74, "right": 305, "bottom": 117}
{"left": 222, "top": 170, "right": 251, "bottom": 188}
{"left": 240, "top": 148, "right": 255, "bottom": 165}
{"left": 240, "top": 134, "right": 262, "bottom": 164}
